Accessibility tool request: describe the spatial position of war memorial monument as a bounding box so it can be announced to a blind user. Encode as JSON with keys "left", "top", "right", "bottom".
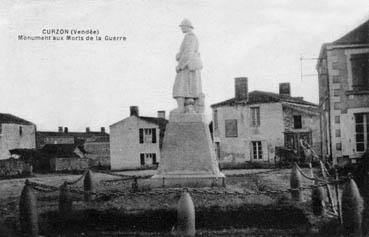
{"left": 151, "top": 19, "right": 225, "bottom": 187}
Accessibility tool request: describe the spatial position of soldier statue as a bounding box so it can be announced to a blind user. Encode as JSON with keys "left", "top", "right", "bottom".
{"left": 173, "top": 19, "right": 204, "bottom": 114}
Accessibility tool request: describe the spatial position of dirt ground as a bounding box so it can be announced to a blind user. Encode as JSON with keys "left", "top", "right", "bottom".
{"left": 0, "top": 168, "right": 336, "bottom": 236}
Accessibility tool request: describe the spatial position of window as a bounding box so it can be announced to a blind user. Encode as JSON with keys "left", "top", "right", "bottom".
{"left": 215, "top": 142, "right": 220, "bottom": 159}
{"left": 251, "top": 107, "right": 260, "bottom": 127}
{"left": 293, "top": 115, "right": 302, "bottom": 129}
{"left": 335, "top": 129, "right": 341, "bottom": 138}
{"left": 140, "top": 153, "right": 145, "bottom": 165}
{"left": 140, "top": 153, "right": 157, "bottom": 165}
{"left": 355, "top": 113, "right": 369, "bottom": 152}
{"left": 139, "top": 128, "right": 157, "bottom": 144}
{"left": 351, "top": 53, "right": 369, "bottom": 90}
{"left": 252, "top": 141, "right": 263, "bottom": 160}
{"left": 213, "top": 110, "right": 218, "bottom": 130}
{"left": 225, "top": 119, "right": 238, "bottom": 137}
{"left": 335, "top": 116, "right": 340, "bottom": 124}
{"left": 19, "top": 126, "right": 23, "bottom": 136}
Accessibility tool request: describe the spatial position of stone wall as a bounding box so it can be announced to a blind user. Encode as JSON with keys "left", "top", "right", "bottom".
{"left": 50, "top": 157, "right": 89, "bottom": 172}
{"left": 0, "top": 158, "right": 32, "bottom": 177}
{"left": 84, "top": 141, "right": 110, "bottom": 167}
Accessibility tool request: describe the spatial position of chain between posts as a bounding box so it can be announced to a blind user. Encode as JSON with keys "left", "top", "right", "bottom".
{"left": 65, "top": 169, "right": 89, "bottom": 185}
{"left": 91, "top": 168, "right": 153, "bottom": 180}
{"left": 24, "top": 167, "right": 350, "bottom": 201}
{"left": 226, "top": 169, "right": 283, "bottom": 177}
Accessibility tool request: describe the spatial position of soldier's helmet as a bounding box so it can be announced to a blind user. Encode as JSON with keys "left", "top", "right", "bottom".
{"left": 179, "top": 19, "right": 194, "bottom": 29}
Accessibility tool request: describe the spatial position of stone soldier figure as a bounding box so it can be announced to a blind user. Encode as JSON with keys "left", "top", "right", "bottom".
{"left": 173, "top": 19, "right": 204, "bottom": 114}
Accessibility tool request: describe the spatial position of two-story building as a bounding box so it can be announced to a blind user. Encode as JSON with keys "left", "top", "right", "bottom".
{"left": 0, "top": 113, "right": 36, "bottom": 160}
{"left": 316, "top": 19, "right": 369, "bottom": 165}
{"left": 211, "top": 77, "right": 320, "bottom": 164}
{"left": 109, "top": 106, "right": 168, "bottom": 170}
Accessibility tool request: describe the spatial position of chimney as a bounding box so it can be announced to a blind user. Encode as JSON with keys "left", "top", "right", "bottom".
{"left": 130, "top": 106, "right": 139, "bottom": 117}
{"left": 64, "top": 127, "right": 68, "bottom": 133}
{"left": 235, "top": 77, "right": 248, "bottom": 101}
{"left": 58, "top": 126, "right": 63, "bottom": 133}
{"left": 101, "top": 127, "right": 105, "bottom": 133}
{"left": 279, "top": 82, "right": 291, "bottom": 96}
{"left": 86, "top": 127, "right": 90, "bottom": 133}
{"left": 157, "top": 110, "right": 166, "bottom": 119}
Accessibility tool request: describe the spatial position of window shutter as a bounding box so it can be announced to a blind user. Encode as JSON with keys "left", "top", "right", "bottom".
{"left": 152, "top": 128, "right": 156, "bottom": 143}
{"left": 152, "top": 153, "right": 157, "bottom": 164}
{"left": 139, "top": 128, "right": 143, "bottom": 143}
{"left": 140, "top": 153, "right": 145, "bottom": 165}
{"left": 257, "top": 108, "right": 260, "bottom": 126}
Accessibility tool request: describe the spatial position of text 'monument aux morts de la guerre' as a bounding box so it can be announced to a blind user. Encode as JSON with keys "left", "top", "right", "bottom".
{"left": 18, "top": 29, "right": 127, "bottom": 41}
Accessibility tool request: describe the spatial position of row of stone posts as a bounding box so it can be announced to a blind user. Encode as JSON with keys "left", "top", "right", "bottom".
{"left": 18, "top": 170, "right": 197, "bottom": 236}
{"left": 290, "top": 163, "right": 364, "bottom": 236}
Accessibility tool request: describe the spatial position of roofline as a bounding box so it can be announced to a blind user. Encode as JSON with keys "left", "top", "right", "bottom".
{"left": 211, "top": 90, "right": 317, "bottom": 109}
{"left": 109, "top": 115, "right": 168, "bottom": 128}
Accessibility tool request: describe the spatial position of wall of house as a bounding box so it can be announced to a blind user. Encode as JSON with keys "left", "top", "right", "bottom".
{"left": 213, "top": 102, "right": 285, "bottom": 163}
{"left": 282, "top": 105, "right": 321, "bottom": 155}
{"left": 0, "top": 124, "right": 36, "bottom": 160}
{"left": 84, "top": 141, "right": 110, "bottom": 167}
{"left": 49, "top": 157, "right": 89, "bottom": 171}
{"left": 326, "top": 46, "right": 369, "bottom": 163}
{"left": 110, "top": 116, "right": 160, "bottom": 170}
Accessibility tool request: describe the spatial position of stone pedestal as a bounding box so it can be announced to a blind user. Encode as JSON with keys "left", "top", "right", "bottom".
{"left": 151, "top": 111, "right": 225, "bottom": 187}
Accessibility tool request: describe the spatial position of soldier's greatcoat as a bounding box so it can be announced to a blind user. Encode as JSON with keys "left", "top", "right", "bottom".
{"left": 173, "top": 31, "right": 203, "bottom": 98}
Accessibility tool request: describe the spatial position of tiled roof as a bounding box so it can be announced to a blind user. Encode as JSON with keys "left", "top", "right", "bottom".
{"left": 85, "top": 136, "right": 110, "bottom": 143}
{"left": 333, "top": 19, "right": 369, "bottom": 45}
{"left": 37, "top": 131, "right": 108, "bottom": 137}
{"left": 211, "top": 90, "right": 317, "bottom": 108}
{"left": 41, "top": 144, "right": 84, "bottom": 158}
{"left": 0, "top": 113, "right": 34, "bottom": 125}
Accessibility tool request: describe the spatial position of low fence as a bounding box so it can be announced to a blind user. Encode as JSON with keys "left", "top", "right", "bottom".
{"left": 14, "top": 163, "right": 364, "bottom": 236}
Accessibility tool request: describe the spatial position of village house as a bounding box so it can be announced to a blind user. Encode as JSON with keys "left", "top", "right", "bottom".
{"left": 210, "top": 77, "right": 320, "bottom": 165}
{"left": 43, "top": 143, "right": 89, "bottom": 172}
{"left": 110, "top": 106, "right": 168, "bottom": 170}
{"left": 36, "top": 127, "right": 110, "bottom": 171}
{"left": 316, "top": 19, "right": 369, "bottom": 165}
{"left": 36, "top": 126, "right": 109, "bottom": 149}
{"left": 0, "top": 113, "right": 36, "bottom": 160}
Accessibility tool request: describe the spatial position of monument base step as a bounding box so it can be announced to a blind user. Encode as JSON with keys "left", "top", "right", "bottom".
{"left": 142, "top": 173, "right": 226, "bottom": 188}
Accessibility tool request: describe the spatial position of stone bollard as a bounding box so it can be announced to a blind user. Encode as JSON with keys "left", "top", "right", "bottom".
{"left": 19, "top": 180, "right": 38, "bottom": 237}
{"left": 59, "top": 181, "right": 73, "bottom": 217}
{"left": 83, "top": 170, "right": 95, "bottom": 202}
{"left": 131, "top": 177, "right": 138, "bottom": 192}
{"left": 341, "top": 178, "right": 364, "bottom": 237}
{"left": 176, "top": 191, "right": 195, "bottom": 237}
{"left": 290, "top": 163, "right": 302, "bottom": 202}
{"left": 311, "top": 181, "right": 325, "bottom": 216}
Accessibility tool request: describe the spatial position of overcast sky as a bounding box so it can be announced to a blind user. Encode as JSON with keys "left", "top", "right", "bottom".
{"left": 0, "top": 0, "right": 368, "bottom": 132}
